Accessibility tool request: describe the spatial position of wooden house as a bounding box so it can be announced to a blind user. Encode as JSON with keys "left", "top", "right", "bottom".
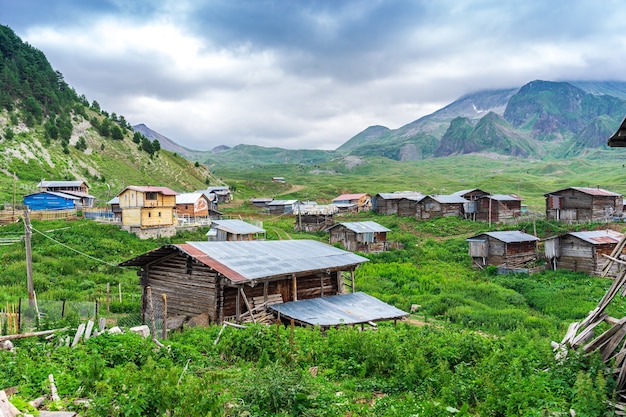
{"left": 396, "top": 195, "right": 424, "bottom": 217}
{"left": 117, "top": 186, "right": 178, "bottom": 232}
{"left": 176, "top": 192, "right": 212, "bottom": 218}
{"left": 332, "top": 193, "right": 371, "bottom": 213}
{"left": 36, "top": 180, "right": 95, "bottom": 208}
{"left": 544, "top": 230, "right": 626, "bottom": 276}
{"left": 467, "top": 231, "right": 540, "bottom": 270}
{"left": 608, "top": 117, "right": 626, "bottom": 147}
{"left": 328, "top": 221, "right": 391, "bottom": 253}
{"left": 206, "top": 186, "right": 232, "bottom": 203}
{"left": 250, "top": 197, "right": 274, "bottom": 208}
{"left": 119, "top": 240, "right": 387, "bottom": 325}
{"left": 373, "top": 192, "right": 423, "bottom": 215}
{"left": 267, "top": 199, "right": 299, "bottom": 215}
{"left": 475, "top": 194, "right": 523, "bottom": 223}
{"left": 544, "top": 187, "right": 623, "bottom": 222}
{"left": 452, "top": 188, "right": 491, "bottom": 220}
{"left": 206, "top": 219, "right": 266, "bottom": 241}
{"left": 294, "top": 204, "right": 338, "bottom": 232}
{"left": 23, "top": 191, "right": 79, "bottom": 211}
{"left": 107, "top": 196, "right": 122, "bottom": 221}
{"left": 415, "top": 195, "right": 468, "bottom": 219}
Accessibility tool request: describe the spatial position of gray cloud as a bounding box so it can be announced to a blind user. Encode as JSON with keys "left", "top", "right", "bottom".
{"left": 2, "top": 0, "right": 626, "bottom": 151}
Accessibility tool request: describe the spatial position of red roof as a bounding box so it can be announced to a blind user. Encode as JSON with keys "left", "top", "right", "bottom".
{"left": 333, "top": 193, "right": 367, "bottom": 201}
{"left": 123, "top": 185, "right": 178, "bottom": 196}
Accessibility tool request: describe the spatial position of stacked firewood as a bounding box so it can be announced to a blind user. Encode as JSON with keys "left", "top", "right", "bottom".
{"left": 557, "top": 235, "right": 626, "bottom": 410}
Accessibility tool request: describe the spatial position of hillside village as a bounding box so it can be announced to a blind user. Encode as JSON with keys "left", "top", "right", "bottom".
{"left": 5, "top": 20, "right": 626, "bottom": 416}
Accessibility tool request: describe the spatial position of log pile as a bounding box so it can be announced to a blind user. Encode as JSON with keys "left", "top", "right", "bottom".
{"left": 557, "top": 235, "right": 626, "bottom": 411}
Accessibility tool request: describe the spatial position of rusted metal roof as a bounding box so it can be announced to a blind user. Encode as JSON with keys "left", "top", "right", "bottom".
{"left": 331, "top": 221, "right": 390, "bottom": 233}
{"left": 544, "top": 187, "right": 622, "bottom": 197}
{"left": 122, "top": 185, "right": 178, "bottom": 195}
{"left": 120, "top": 240, "right": 368, "bottom": 284}
{"left": 209, "top": 219, "right": 265, "bottom": 234}
{"left": 333, "top": 193, "right": 368, "bottom": 201}
{"left": 468, "top": 231, "right": 539, "bottom": 243}
{"left": 568, "top": 230, "right": 624, "bottom": 245}
{"left": 269, "top": 292, "right": 408, "bottom": 326}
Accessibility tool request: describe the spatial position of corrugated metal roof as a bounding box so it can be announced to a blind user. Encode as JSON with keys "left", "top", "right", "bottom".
{"left": 188, "top": 240, "right": 368, "bottom": 282}
{"left": 267, "top": 199, "right": 299, "bottom": 206}
{"left": 568, "top": 230, "right": 624, "bottom": 245}
{"left": 123, "top": 186, "right": 178, "bottom": 195}
{"left": 334, "top": 221, "right": 390, "bottom": 233}
{"left": 209, "top": 219, "right": 265, "bottom": 234}
{"left": 108, "top": 196, "right": 119, "bottom": 205}
{"left": 176, "top": 192, "right": 206, "bottom": 204}
{"left": 119, "top": 240, "right": 368, "bottom": 283}
{"left": 269, "top": 292, "right": 408, "bottom": 326}
{"left": 544, "top": 187, "right": 622, "bottom": 197}
{"left": 37, "top": 180, "right": 87, "bottom": 188}
{"left": 25, "top": 191, "right": 80, "bottom": 200}
{"left": 377, "top": 192, "right": 423, "bottom": 200}
{"left": 333, "top": 193, "right": 367, "bottom": 201}
{"left": 468, "top": 231, "right": 539, "bottom": 243}
{"left": 486, "top": 194, "right": 522, "bottom": 201}
{"left": 429, "top": 194, "right": 469, "bottom": 204}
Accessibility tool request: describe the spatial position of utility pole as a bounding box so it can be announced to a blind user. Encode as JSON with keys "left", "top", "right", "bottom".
{"left": 24, "top": 208, "right": 35, "bottom": 307}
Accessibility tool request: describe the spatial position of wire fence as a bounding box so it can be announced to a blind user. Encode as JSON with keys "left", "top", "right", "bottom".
{"left": 17, "top": 299, "right": 98, "bottom": 332}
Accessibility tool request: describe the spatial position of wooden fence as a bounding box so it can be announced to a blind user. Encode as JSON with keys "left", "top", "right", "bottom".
{"left": 28, "top": 209, "right": 78, "bottom": 221}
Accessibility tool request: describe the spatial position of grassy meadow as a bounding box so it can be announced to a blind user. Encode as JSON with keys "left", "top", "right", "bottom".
{"left": 2, "top": 153, "right": 626, "bottom": 415}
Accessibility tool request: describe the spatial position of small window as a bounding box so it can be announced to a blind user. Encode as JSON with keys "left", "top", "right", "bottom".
{"left": 148, "top": 212, "right": 151, "bottom": 218}
{"left": 158, "top": 212, "right": 162, "bottom": 217}
{"left": 146, "top": 192, "right": 157, "bottom": 200}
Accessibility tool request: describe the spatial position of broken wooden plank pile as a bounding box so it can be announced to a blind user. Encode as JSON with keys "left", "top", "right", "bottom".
{"left": 557, "top": 234, "right": 626, "bottom": 412}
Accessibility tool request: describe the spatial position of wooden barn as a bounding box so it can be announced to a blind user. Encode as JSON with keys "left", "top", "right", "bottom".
{"left": 467, "top": 231, "right": 540, "bottom": 270}
{"left": 250, "top": 197, "right": 274, "bottom": 208}
{"left": 544, "top": 187, "right": 623, "bottom": 222}
{"left": 117, "top": 186, "right": 178, "bottom": 234}
{"left": 396, "top": 195, "right": 424, "bottom": 217}
{"left": 207, "top": 219, "right": 266, "bottom": 241}
{"left": 36, "top": 180, "right": 95, "bottom": 208}
{"left": 294, "top": 204, "right": 338, "bottom": 232}
{"left": 175, "top": 192, "right": 213, "bottom": 219}
{"left": 544, "top": 230, "right": 625, "bottom": 276}
{"left": 23, "top": 191, "right": 79, "bottom": 211}
{"left": 415, "top": 195, "right": 468, "bottom": 220}
{"left": 475, "top": 194, "right": 523, "bottom": 223}
{"left": 332, "top": 193, "right": 371, "bottom": 213}
{"left": 107, "top": 196, "right": 122, "bottom": 221}
{"left": 118, "top": 240, "right": 394, "bottom": 325}
{"left": 267, "top": 199, "right": 299, "bottom": 215}
{"left": 328, "top": 221, "right": 391, "bottom": 253}
{"left": 372, "top": 192, "right": 423, "bottom": 215}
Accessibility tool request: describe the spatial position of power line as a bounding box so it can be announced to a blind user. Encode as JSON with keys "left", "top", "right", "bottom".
{"left": 30, "top": 226, "right": 120, "bottom": 267}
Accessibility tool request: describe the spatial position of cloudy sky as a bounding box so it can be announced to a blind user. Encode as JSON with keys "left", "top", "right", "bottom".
{"left": 2, "top": 0, "right": 626, "bottom": 151}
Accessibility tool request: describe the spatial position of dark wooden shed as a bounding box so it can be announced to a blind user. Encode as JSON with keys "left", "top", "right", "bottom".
{"left": 467, "top": 231, "right": 539, "bottom": 270}
{"left": 119, "top": 240, "right": 368, "bottom": 324}
{"left": 475, "top": 194, "right": 522, "bottom": 223}
{"left": 415, "top": 195, "right": 468, "bottom": 220}
{"left": 373, "top": 192, "right": 423, "bottom": 215}
{"left": 544, "top": 187, "right": 623, "bottom": 222}
{"left": 544, "top": 230, "right": 625, "bottom": 276}
{"left": 328, "top": 221, "right": 391, "bottom": 253}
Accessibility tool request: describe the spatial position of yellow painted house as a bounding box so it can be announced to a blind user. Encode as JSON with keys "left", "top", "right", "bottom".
{"left": 118, "top": 186, "right": 178, "bottom": 228}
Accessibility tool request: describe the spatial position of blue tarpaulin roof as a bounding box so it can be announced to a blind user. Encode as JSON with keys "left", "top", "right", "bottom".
{"left": 270, "top": 292, "right": 408, "bottom": 326}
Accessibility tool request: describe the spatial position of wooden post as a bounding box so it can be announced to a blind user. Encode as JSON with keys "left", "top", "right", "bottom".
{"left": 292, "top": 274, "right": 298, "bottom": 301}
{"left": 161, "top": 293, "right": 167, "bottom": 340}
{"left": 146, "top": 286, "right": 156, "bottom": 339}
{"left": 351, "top": 270, "right": 355, "bottom": 293}
{"left": 118, "top": 283, "right": 122, "bottom": 303}
{"left": 24, "top": 209, "right": 34, "bottom": 307}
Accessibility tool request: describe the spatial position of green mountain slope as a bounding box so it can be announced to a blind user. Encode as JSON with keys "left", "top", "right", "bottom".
{"left": 0, "top": 24, "right": 217, "bottom": 205}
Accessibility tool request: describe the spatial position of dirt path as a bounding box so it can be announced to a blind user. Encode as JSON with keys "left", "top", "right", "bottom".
{"left": 278, "top": 184, "right": 305, "bottom": 195}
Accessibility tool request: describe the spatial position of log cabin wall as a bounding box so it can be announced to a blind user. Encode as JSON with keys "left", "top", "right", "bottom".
{"left": 375, "top": 198, "right": 398, "bottom": 215}
{"left": 558, "top": 235, "right": 618, "bottom": 276}
{"left": 482, "top": 238, "right": 537, "bottom": 267}
{"left": 221, "top": 273, "right": 339, "bottom": 318}
{"left": 142, "top": 252, "right": 219, "bottom": 322}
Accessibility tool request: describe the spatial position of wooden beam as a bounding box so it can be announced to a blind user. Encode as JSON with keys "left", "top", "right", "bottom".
{"left": 239, "top": 287, "right": 256, "bottom": 324}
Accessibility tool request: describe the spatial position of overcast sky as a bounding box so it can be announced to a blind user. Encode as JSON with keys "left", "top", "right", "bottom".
{"left": 2, "top": 0, "right": 626, "bottom": 151}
